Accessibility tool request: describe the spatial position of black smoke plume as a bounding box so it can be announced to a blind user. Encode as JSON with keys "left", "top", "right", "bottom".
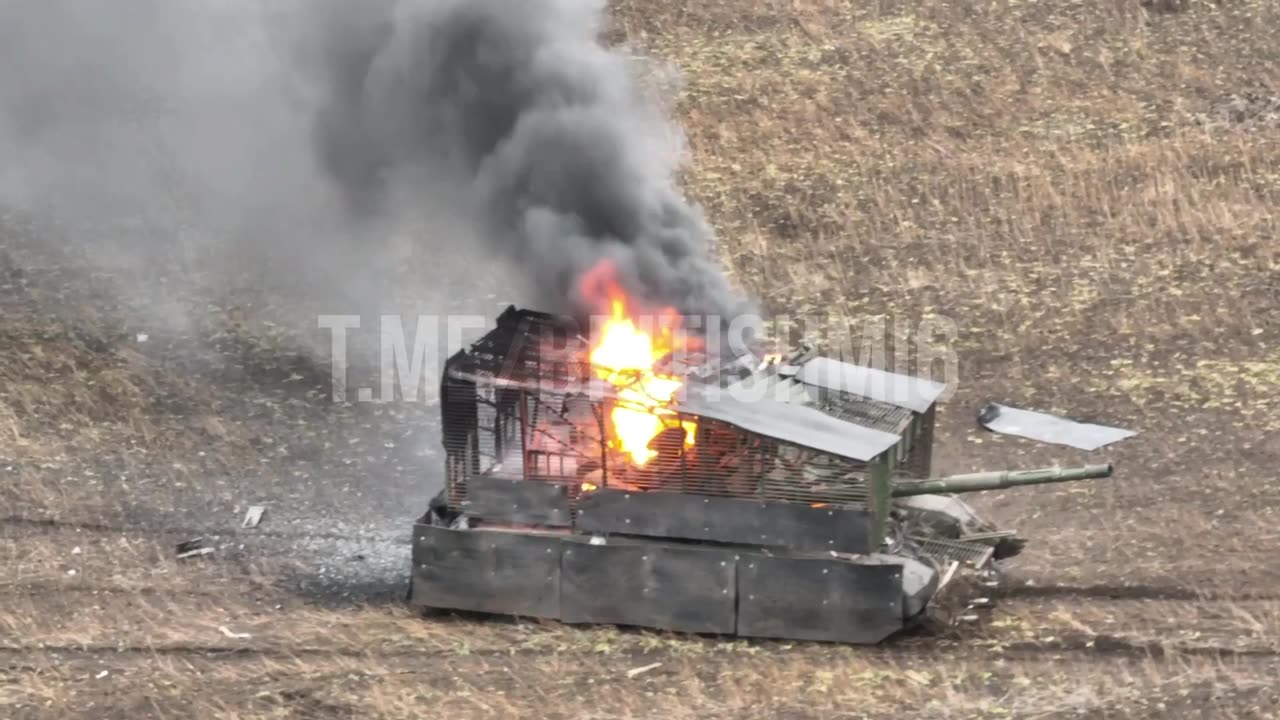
{"left": 311, "top": 0, "right": 756, "bottom": 323}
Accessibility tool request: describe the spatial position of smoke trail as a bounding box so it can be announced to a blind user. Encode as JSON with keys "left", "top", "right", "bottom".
{"left": 311, "top": 0, "right": 755, "bottom": 323}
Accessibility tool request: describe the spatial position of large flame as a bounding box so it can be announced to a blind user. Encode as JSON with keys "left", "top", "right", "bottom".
{"left": 583, "top": 265, "right": 696, "bottom": 466}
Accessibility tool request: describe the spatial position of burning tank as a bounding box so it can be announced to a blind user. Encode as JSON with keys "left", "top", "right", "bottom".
{"left": 411, "top": 301, "right": 1114, "bottom": 643}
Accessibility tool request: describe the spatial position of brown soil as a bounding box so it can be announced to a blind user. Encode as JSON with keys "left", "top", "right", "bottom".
{"left": 3, "top": 0, "right": 1280, "bottom": 717}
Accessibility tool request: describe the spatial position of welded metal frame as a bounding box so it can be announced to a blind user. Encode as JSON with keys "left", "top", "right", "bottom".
{"left": 438, "top": 308, "right": 921, "bottom": 543}
{"left": 417, "top": 306, "right": 947, "bottom": 644}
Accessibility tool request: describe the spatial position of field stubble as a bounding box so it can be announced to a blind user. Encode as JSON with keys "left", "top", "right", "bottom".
{"left": 3, "top": 0, "right": 1280, "bottom": 717}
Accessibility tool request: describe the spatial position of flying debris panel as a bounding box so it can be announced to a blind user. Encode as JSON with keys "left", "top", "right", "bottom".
{"left": 978, "top": 402, "right": 1138, "bottom": 451}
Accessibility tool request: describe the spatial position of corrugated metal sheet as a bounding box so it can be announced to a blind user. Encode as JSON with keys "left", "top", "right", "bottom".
{"left": 793, "top": 357, "right": 945, "bottom": 414}
{"left": 723, "top": 367, "right": 914, "bottom": 436}
{"left": 978, "top": 402, "right": 1138, "bottom": 450}
{"left": 812, "top": 391, "right": 914, "bottom": 436}
{"left": 676, "top": 387, "right": 901, "bottom": 462}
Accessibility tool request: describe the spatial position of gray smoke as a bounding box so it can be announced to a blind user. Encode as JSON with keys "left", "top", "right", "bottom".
{"left": 309, "top": 0, "right": 755, "bottom": 322}
{"left": 0, "top": 1, "right": 516, "bottom": 326}
{"left": 0, "top": 0, "right": 752, "bottom": 348}
{"left": 0, "top": 0, "right": 409, "bottom": 331}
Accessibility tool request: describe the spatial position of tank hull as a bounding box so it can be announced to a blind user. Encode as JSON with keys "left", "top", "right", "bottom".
{"left": 409, "top": 520, "right": 933, "bottom": 644}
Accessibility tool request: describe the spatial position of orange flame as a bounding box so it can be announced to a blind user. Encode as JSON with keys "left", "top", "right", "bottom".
{"left": 582, "top": 263, "right": 696, "bottom": 466}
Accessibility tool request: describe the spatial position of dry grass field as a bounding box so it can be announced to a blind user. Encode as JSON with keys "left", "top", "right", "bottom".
{"left": 3, "top": 0, "right": 1280, "bottom": 717}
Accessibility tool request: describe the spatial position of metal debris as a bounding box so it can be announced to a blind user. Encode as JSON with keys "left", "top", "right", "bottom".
{"left": 241, "top": 505, "right": 267, "bottom": 529}
{"left": 625, "top": 662, "right": 662, "bottom": 679}
{"left": 176, "top": 537, "right": 214, "bottom": 559}
{"left": 978, "top": 402, "right": 1137, "bottom": 451}
{"left": 935, "top": 560, "right": 961, "bottom": 594}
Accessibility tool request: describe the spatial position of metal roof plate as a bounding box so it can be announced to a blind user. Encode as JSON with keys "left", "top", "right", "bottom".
{"left": 795, "top": 357, "right": 945, "bottom": 414}
{"left": 676, "top": 387, "right": 902, "bottom": 463}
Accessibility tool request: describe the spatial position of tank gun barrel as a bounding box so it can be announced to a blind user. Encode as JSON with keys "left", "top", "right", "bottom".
{"left": 891, "top": 464, "right": 1113, "bottom": 497}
